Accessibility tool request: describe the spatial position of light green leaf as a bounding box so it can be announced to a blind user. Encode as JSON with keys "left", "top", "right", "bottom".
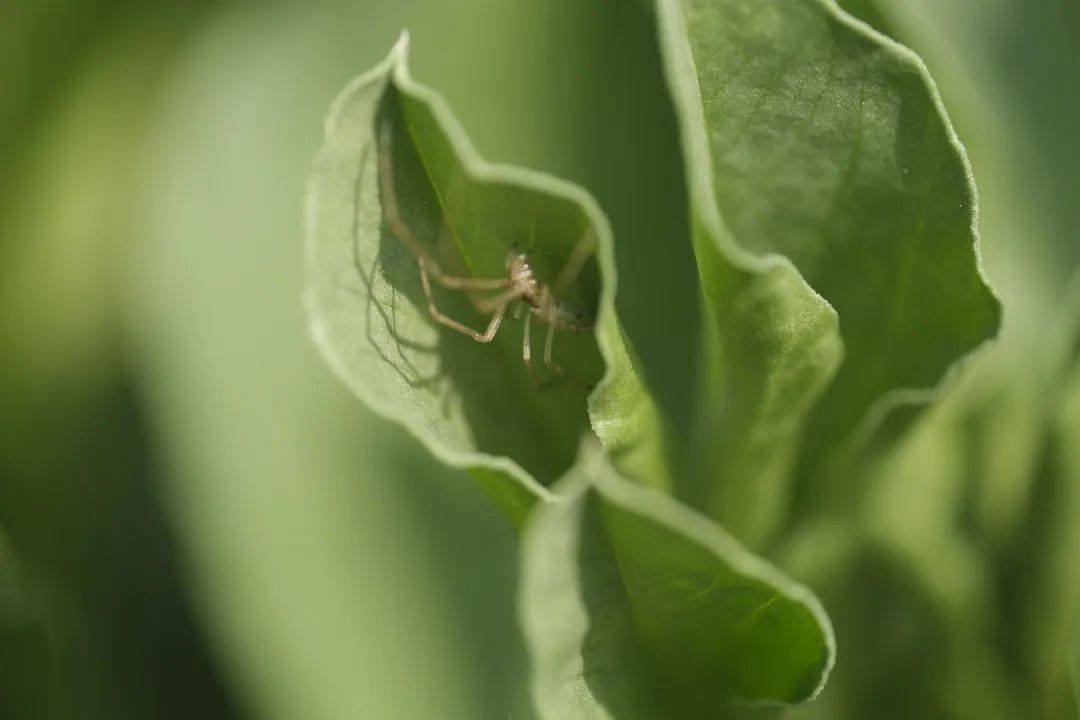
{"left": 655, "top": 0, "right": 1001, "bottom": 510}
{"left": 522, "top": 443, "right": 834, "bottom": 718}
{"left": 306, "top": 36, "right": 671, "bottom": 521}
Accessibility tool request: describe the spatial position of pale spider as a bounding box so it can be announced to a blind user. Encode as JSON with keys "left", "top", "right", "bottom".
{"left": 377, "top": 122, "right": 596, "bottom": 379}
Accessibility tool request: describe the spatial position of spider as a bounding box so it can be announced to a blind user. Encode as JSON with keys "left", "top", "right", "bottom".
{"left": 377, "top": 122, "right": 596, "bottom": 379}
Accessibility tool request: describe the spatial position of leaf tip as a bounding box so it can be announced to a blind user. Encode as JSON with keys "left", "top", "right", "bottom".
{"left": 391, "top": 29, "right": 411, "bottom": 62}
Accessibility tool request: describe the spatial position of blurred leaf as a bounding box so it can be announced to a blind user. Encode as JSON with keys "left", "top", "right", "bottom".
{"left": 790, "top": 536, "right": 1024, "bottom": 720}
{"left": 1073, "top": 637, "right": 1080, "bottom": 717}
{"left": 0, "top": 17, "right": 241, "bottom": 720}
{"left": 1016, "top": 283, "right": 1080, "bottom": 717}
{"left": 522, "top": 443, "right": 833, "bottom": 718}
{"left": 1074, "top": 657, "right": 1080, "bottom": 718}
{"left": 306, "top": 37, "right": 672, "bottom": 521}
{"left": 780, "top": 277, "right": 1080, "bottom": 720}
{"left": 0, "top": 530, "right": 64, "bottom": 720}
{"left": 654, "top": 0, "right": 1000, "bottom": 513}
{"left": 1047, "top": 373, "right": 1080, "bottom": 715}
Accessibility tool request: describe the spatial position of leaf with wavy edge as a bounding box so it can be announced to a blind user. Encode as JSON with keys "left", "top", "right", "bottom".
{"left": 522, "top": 442, "right": 834, "bottom": 718}
{"left": 305, "top": 36, "right": 671, "bottom": 524}
{"left": 654, "top": 0, "right": 1000, "bottom": 511}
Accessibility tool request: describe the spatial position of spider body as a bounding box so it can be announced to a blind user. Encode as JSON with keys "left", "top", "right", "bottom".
{"left": 506, "top": 250, "right": 593, "bottom": 334}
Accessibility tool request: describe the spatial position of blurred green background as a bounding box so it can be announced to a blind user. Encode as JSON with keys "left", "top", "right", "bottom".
{"left": 1, "top": 1, "right": 1077, "bottom": 718}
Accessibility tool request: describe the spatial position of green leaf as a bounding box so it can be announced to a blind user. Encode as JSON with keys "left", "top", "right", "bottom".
{"left": 522, "top": 443, "right": 834, "bottom": 718}
{"left": 654, "top": 0, "right": 1001, "bottom": 510}
{"left": 307, "top": 33, "right": 835, "bottom": 718}
{"left": 306, "top": 36, "right": 675, "bottom": 521}
{"left": 605, "top": 0, "right": 841, "bottom": 545}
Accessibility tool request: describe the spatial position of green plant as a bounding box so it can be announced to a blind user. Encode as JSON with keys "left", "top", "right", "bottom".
{"left": 302, "top": 1, "right": 1080, "bottom": 719}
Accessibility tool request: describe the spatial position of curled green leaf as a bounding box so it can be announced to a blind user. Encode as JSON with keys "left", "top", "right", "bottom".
{"left": 522, "top": 443, "right": 834, "bottom": 718}
{"left": 305, "top": 36, "right": 670, "bottom": 521}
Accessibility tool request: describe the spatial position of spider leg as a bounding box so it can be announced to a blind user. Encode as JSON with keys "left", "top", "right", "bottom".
{"left": 536, "top": 295, "right": 596, "bottom": 393}
{"left": 543, "top": 317, "right": 564, "bottom": 375}
{"left": 477, "top": 288, "right": 524, "bottom": 314}
{"left": 522, "top": 310, "right": 533, "bottom": 374}
{"left": 421, "top": 281, "right": 519, "bottom": 343}
{"left": 552, "top": 226, "right": 597, "bottom": 297}
{"left": 378, "top": 122, "right": 509, "bottom": 294}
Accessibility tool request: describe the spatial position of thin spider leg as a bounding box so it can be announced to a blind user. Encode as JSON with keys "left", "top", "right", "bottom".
{"left": 543, "top": 318, "right": 563, "bottom": 374}
{"left": 477, "top": 288, "right": 523, "bottom": 314}
{"left": 538, "top": 294, "right": 594, "bottom": 392}
{"left": 378, "top": 122, "right": 509, "bottom": 293}
{"left": 522, "top": 310, "right": 533, "bottom": 374}
{"left": 422, "top": 279, "right": 517, "bottom": 343}
{"left": 552, "top": 226, "right": 597, "bottom": 296}
{"left": 476, "top": 298, "right": 511, "bottom": 342}
{"left": 535, "top": 287, "right": 563, "bottom": 372}
{"left": 434, "top": 272, "right": 508, "bottom": 291}
{"left": 419, "top": 262, "right": 522, "bottom": 342}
